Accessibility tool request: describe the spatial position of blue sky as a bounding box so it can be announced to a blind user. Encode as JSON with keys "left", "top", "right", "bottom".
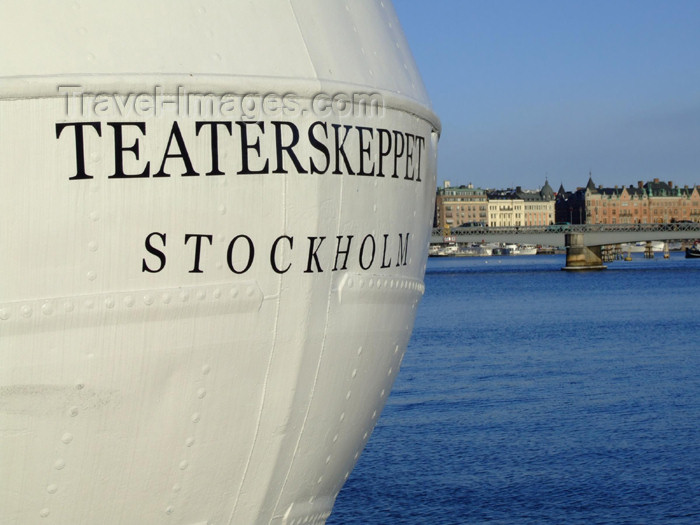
{"left": 394, "top": 0, "right": 700, "bottom": 192}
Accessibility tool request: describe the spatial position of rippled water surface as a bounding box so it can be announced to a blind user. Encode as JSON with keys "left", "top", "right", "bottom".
{"left": 328, "top": 253, "right": 700, "bottom": 524}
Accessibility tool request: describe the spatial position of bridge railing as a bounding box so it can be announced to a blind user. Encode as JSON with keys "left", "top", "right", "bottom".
{"left": 431, "top": 222, "right": 700, "bottom": 239}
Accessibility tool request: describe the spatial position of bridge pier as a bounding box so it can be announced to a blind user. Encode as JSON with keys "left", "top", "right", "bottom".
{"left": 644, "top": 240, "right": 654, "bottom": 259}
{"left": 562, "top": 233, "right": 607, "bottom": 271}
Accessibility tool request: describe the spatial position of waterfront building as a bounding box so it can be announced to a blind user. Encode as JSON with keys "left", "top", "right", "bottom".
{"left": 434, "top": 181, "right": 488, "bottom": 228}
{"left": 487, "top": 180, "right": 556, "bottom": 227}
{"left": 555, "top": 181, "right": 586, "bottom": 224}
{"left": 436, "top": 175, "right": 700, "bottom": 229}
{"left": 487, "top": 196, "right": 524, "bottom": 227}
{"left": 435, "top": 180, "right": 556, "bottom": 229}
{"left": 556, "top": 175, "right": 700, "bottom": 224}
{"left": 520, "top": 180, "right": 556, "bottom": 226}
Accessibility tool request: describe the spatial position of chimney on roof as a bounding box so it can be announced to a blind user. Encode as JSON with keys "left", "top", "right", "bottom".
{"left": 669, "top": 180, "right": 674, "bottom": 189}
{"left": 638, "top": 181, "right": 643, "bottom": 188}
{"left": 654, "top": 178, "right": 660, "bottom": 183}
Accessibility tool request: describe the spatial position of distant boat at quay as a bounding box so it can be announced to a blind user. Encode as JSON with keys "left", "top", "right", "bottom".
{"left": 456, "top": 245, "right": 494, "bottom": 257}
{"left": 686, "top": 241, "right": 700, "bottom": 258}
{"left": 621, "top": 241, "right": 666, "bottom": 253}
{"left": 429, "top": 243, "right": 544, "bottom": 257}
{"left": 430, "top": 240, "right": 688, "bottom": 258}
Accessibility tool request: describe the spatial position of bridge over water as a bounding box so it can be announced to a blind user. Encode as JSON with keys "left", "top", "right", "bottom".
{"left": 430, "top": 223, "right": 700, "bottom": 270}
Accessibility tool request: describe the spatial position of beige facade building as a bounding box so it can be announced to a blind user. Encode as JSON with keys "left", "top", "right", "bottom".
{"left": 436, "top": 180, "right": 556, "bottom": 228}
{"left": 488, "top": 199, "right": 525, "bottom": 227}
{"left": 487, "top": 181, "right": 556, "bottom": 227}
{"left": 434, "top": 181, "right": 488, "bottom": 228}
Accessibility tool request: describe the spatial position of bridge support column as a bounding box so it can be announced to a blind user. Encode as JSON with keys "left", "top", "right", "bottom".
{"left": 562, "top": 233, "right": 607, "bottom": 271}
{"left": 644, "top": 241, "right": 654, "bottom": 259}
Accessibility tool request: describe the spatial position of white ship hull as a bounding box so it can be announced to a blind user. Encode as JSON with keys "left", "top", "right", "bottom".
{"left": 0, "top": 2, "right": 439, "bottom": 524}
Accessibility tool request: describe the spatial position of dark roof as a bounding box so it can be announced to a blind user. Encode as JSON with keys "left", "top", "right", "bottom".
{"left": 540, "top": 179, "right": 555, "bottom": 199}
{"left": 585, "top": 174, "right": 596, "bottom": 192}
{"left": 641, "top": 180, "right": 695, "bottom": 197}
{"left": 488, "top": 182, "right": 555, "bottom": 201}
{"left": 582, "top": 179, "right": 699, "bottom": 198}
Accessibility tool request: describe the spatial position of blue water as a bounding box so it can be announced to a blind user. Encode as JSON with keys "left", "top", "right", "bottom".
{"left": 328, "top": 253, "right": 700, "bottom": 524}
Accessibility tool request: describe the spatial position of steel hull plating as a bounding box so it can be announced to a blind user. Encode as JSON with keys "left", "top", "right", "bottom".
{"left": 0, "top": 2, "right": 439, "bottom": 524}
